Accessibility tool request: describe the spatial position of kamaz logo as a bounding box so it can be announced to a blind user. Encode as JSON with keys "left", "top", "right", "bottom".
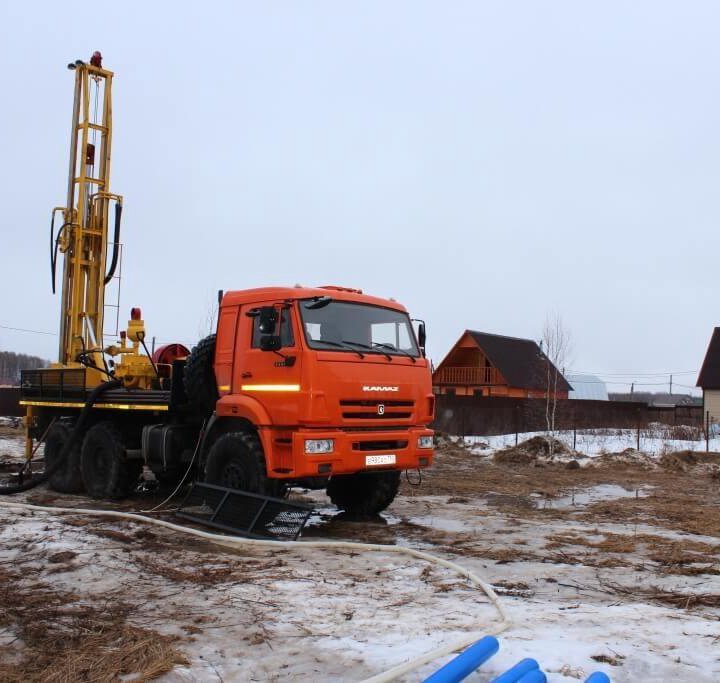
{"left": 362, "top": 385, "right": 399, "bottom": 392}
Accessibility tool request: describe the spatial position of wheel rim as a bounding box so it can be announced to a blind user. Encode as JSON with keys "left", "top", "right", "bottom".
{"left": 89, "top": 445, "right": 112, "bottom": 483}
{"left": 221, "top": 462, "right": 247, "bottom": 490}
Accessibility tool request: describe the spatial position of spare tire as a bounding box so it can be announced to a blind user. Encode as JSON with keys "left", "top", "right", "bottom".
{"left": 185, "top": 334, "right": 218, "bottom": 416}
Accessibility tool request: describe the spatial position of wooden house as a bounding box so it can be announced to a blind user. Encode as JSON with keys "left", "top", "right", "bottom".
{"left": 432, "top": 330, "right": 572, "bottom": 399}
{"left": 697, "top": 327, "right": 720, "bottom": 424}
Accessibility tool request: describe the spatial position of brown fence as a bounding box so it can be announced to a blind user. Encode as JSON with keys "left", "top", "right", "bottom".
{"left": 0, "top": 388, "right": 22, "bottom": 417}
{"left": 432, "top": 396, "right": 703, "bottom": 436}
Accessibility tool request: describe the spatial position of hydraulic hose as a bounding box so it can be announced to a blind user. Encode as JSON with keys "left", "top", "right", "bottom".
{"left": 50, "top": 220, "right": 68, "bottom": 295}
{"left": 104, "top": 201, "right": 122, "bottom": 285}
{"left": 0, "top": 379, "right": 121, "bottom": 495}
{"left": 0, "top": 498, "right": 510, "bottom": 682}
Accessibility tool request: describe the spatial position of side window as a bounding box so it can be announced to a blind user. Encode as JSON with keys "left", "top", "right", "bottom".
{"left": 251, "top": 308, "right": 295, "bottom": 348}
{"left": 304, "top": 322, "right": 321, "bottom": 342}
{"left": 371, "top": 322, "right": 413, "bottom": 350}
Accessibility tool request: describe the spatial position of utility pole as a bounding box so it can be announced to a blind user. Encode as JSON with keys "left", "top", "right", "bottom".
{"left": 669, "top": 374, "right": 673, "bottom": 395}
{"left": 630, "top": 382, "right": 634, "bottom": 397}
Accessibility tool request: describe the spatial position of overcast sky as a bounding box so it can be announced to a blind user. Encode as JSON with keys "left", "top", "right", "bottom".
{"left": 1, "top": 1, "right": 718, "bottom": 394}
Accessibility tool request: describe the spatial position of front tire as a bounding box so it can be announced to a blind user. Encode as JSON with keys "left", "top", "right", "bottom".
{"left": 204, "top": 432, "right": 285, "bottom": 497}
{"left": 80, "top": 421, "right": 138, "bottom": 499}
{"left": 326, "top": 470, "right": 401, "bottom": 517}
{"left": 44, "top": 422, "right": 84, "bottom": 493}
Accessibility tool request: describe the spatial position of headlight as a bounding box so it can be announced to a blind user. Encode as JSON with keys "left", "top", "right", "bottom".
{"left": 305, "top": 439, "right": 334, "bottom": 454}
{"left": 417, "top": 436, "right": 433, "bottom": 449}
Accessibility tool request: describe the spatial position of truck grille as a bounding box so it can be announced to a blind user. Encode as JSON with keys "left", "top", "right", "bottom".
{"left": 340, "top": 399, "right": 414, "bottom": 420}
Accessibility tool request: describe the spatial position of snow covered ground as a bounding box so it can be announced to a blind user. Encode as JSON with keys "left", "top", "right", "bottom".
{"left": 1, "top": 427, "right": 719, "bottom": 681}
{"left": 462, "top": 426, "right": 720, "bottom": 458}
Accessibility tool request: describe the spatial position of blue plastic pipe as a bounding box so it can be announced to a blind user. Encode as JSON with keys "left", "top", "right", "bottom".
{"left": 585, "top": 673, "right": 611, "bottom": 683}
{"left": 516, "top": 670, "right": 547, "bottom": 683}
{"left": 490, "top": 658, "right": 540, "bottom": 683}
{"left": 423, "top": 636, "right": 500, "bottom": 683}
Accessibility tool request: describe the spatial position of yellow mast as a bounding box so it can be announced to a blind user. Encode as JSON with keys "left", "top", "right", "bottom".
{"left": 52, "top": 52, "right": 122, "bottom": 383}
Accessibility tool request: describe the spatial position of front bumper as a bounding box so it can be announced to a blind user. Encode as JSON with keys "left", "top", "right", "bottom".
{"left": 271, "top": 427, "right": 434, "bottom": 478}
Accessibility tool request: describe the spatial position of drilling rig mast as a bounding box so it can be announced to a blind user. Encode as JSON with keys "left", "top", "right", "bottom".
{"left": 51, "top": 51, "right": 123, "bottom": 383}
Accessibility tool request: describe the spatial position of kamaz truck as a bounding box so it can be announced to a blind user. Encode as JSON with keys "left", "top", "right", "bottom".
{"left": 18, "top": 54, "right": 434, "bottom": 515}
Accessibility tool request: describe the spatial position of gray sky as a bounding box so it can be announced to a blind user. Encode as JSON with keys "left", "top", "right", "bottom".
{"left": 1, "top": 1, "right": 718, "bottom": 394}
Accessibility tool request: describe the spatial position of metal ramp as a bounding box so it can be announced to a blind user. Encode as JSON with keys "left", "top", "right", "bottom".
{"left": 176, "top": 482, "right": 313, "bottom": 541}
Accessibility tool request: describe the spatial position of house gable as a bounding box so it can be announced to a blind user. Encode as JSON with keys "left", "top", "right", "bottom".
{"left": 434, "top": 331, "right": 508, "bottom": 386}
{"left": 433, "top": 329, "right": 572, "bottom": 395}
{"left": 697, "top": 328, "right": 720, "bottom": 390}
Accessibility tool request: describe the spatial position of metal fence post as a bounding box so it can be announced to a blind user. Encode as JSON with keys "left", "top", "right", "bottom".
{"left": 707, "top": 410, "right": 710, "bottom": 453}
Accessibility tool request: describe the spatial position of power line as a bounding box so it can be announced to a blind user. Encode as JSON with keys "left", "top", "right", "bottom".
{"left": 574, "top": 369, "right": 698, "bottom": 377}
{"left": 0, "top": 324, "right": 56, "bottom": 336}
{"left": 0, "top": 323, "right": 196, "bottom": 347}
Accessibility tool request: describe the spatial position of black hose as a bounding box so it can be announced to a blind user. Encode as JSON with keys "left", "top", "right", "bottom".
{"left": 0, "top": 379, "right": 122, "bottom": 495}
{"left": 50, "top": 220, "right": 68, "bottom": 295}
{"left": 104, "top": 202, "right": 122, "bottom": 285}
{"left": 50, "top": 211, "right": 56, "bottom": 292}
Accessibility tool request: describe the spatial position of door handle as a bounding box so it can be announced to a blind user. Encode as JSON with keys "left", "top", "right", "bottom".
{"left": 241, "top": 371, "right": 252, "bottom": 378}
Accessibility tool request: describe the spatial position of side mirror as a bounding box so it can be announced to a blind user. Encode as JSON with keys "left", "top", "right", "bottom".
{"left": 260, "top": 335, "right": 282, "bottom": 351}
{"left": 258, "top": 306, "right": 278, "bottom": 334}
{"left": 418, "top": 322, "right": 426, "bottom": 350}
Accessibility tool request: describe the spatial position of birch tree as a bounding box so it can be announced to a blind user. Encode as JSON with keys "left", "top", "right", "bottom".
{"left": 541, "top": 313, "right": 572, "bottom": 453}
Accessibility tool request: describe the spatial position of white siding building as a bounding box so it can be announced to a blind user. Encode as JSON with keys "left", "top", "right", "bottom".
{"left": 566, "top": 374, "right": 608, "bottom": 401}
{"left": 698, "top": 328, "right": 720, "bottom": 426}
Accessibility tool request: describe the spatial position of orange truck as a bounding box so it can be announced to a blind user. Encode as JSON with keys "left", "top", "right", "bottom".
{"left": 23, "top": 284, "right": 435, "bottom": 516}
{"left": 183, "top": 284, "right": 434, "bottom": 513}
{"left": 19, "top": 55, "right": 434, "bottom": 516}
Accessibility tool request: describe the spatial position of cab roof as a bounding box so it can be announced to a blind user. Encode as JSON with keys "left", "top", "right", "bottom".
{"left": 221, "top": 285, "right": 408, "bottom": 312}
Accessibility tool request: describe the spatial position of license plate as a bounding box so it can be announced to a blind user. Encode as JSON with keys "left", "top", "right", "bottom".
{"left": 365, "top": 454, "right": 396, "bottom": 466}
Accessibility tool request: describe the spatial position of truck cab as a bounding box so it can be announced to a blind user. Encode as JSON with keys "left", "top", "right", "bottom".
{"left": 196, "top": 285, "right": 435, "bottom": 514}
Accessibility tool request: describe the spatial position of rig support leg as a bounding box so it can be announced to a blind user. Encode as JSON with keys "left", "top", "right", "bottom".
{"left": 23, "top": 406, "right": 36, "bottom": 461}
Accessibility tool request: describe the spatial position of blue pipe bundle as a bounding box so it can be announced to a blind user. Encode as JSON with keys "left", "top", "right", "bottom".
{"left": 422, "top": 636, "right": 611, "bottom": 683}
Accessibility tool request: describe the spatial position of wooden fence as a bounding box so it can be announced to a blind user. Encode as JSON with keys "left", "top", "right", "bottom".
{"left": 432, "top": 395, "right": 703, "bottom": 436}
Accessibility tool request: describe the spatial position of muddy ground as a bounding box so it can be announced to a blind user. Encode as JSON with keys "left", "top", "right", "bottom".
{"left": 1, "top": 429, "right": 719, "bottom": 681}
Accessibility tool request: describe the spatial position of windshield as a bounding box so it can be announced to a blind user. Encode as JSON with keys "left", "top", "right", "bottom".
{"left": 300, "top": 300, "right": 420, "bottom": 358}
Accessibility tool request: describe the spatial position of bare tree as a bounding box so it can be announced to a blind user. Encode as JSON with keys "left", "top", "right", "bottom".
{"left": 197, "top": 290, "right": 219, "bottom": 340}
{"left": 541, "top": 313, "right": 572, "bottom": 453}
{"left": 0, "top": 351, "right": 49, "bottom": 386}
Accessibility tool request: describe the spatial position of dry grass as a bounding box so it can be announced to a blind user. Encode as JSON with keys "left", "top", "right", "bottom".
{"left": 0, "top": 566, "right": 188, "bottom": 682}
{"left": 135, "top": 553, "right": 285, "bottom": 586}
{"left": 408, "top": 443, "right": 720, "bottom": 537}
{"left": 545, "top": 530, "right": 720, "bottom": 576}
{"left": 602, "top": 580, "right": 720, "bottom": 610}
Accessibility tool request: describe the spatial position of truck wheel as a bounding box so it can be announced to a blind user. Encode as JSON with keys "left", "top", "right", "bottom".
{"left": 205, "top": 432, "right": 284, "bottom": 496}
{"left": 327, "top": 470, "right": 401, "bottom": 517}
{"left": 80, "top": 421, "right": 138, "bottom": 499}
{"left": 44, "top": 422, "right": 84, "bottom": 493}
{"left": 185, "top": 334, "right": 218, "bottom": 416}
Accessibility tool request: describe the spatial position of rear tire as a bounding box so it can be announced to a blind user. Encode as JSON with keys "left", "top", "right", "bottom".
{"left": 44, "top": 422, "right": 84, "bottom": 493}
{"left": 185, "top": 334, "right": 218, "bottom": 416}
{"left": 205, "top": 432, "right": 285, "bottom": 497}
{"left": 327, "top": 470, "right": 401, "bottom": 517}
{"left": 80, "top": 421, "right": 139, "bottom": 499}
